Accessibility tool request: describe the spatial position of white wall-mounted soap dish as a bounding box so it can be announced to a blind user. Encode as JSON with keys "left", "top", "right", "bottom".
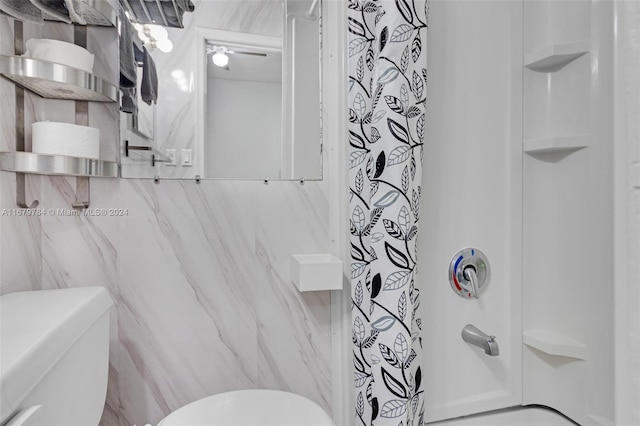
{"left": 291, "top": 254, "right": 343, "bottom": 292}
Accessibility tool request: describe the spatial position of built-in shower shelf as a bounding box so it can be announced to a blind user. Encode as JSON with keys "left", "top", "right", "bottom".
{"left": 0, "top": 56, "right": 117, "bottom": 102}
{"left": 0, "top": 152, "right": 118, "bottom": 177}
{"left": 524, "top": 135, "right": 588, "bottom": 155}
{"left": 525, "top": 40, "right": 590, "bottom": 72}
{"left": 523, "top": 330, "right": 587, "bottom": 360}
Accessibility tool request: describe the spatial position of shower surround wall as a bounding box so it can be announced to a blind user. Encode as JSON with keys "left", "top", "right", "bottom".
{"left": 522, "top": 1, "right": 614, "bottom": 423}
{"left": 420, "top": 0, "right": 633, "bottom": 424}
{"left": 420, "top": 0, "right": 523, "bottom": 421}
{"left": 614, "top": 3, "right": 640, "bottom": 423}
{"left": 0, "top": 2, "right": 336, "bottom": 425}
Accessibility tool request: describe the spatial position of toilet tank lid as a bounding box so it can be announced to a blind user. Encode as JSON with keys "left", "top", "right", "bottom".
{"left": 0, "top": 287, "right": 113, "bottom": 411}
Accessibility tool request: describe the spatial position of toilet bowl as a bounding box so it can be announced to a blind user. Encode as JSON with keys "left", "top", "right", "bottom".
{"left": 158, "top": 389, "right": 336, "bottom": 426}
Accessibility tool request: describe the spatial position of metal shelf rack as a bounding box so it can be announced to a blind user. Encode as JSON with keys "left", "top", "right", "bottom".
{"left": 0, "top": 55, "right": 117, "bottom": 102}
{"left": 0, "top": 152, "right": 118, "bottom": 177}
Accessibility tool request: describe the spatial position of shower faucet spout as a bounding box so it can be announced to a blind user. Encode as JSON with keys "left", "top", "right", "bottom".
{"left": 461, "top": 324, "right": 499, "bottom": 356}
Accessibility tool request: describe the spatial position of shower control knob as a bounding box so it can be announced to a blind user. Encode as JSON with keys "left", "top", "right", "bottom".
{"left": 448, "top": 248, "right": 490, "bottom": 299}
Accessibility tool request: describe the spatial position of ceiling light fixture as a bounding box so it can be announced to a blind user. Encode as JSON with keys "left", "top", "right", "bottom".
{"left": 211, "top": 47, "right": 229, "bottom": 68}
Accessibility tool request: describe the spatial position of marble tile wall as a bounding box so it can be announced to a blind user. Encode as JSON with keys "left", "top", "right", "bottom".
{"left": 1, "top": 15, "right": 121, "bottom": 424}
{"left": 1, "top": 3, "right": 335, "bottom": 426}
{"left": 0, "top": 17, "right": 42, "bottom": 295}
{"left": 38, "top": 177, "right": 334, "bottom": 426}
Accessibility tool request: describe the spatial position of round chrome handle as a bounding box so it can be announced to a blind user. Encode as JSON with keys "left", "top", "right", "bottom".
{"left": 448, "top": 248, "right": 490, "bottom": 298}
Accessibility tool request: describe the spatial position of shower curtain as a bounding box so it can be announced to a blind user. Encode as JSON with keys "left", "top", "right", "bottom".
{"left": 348, "top": 0, "right": 428, "bottom": 424}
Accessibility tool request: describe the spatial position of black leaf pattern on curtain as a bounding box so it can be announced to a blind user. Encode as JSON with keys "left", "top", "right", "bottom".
{"left": 349, "top": 0, "right": 428, "bottom": 425}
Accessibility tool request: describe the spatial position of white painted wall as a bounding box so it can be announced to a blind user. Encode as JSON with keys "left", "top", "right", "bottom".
{"left": 420, "top": 1, "right": 523, "bottom": 422}
{"left": 206, "top": 78, "right": 282, "bottom": 179}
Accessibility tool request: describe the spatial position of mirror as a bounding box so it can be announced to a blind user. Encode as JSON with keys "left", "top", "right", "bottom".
{"left": 120, "top": 0, "right": 322, "bottom": 181}
{"left": 201, "top": 31, "right": 283, "bottom": 179}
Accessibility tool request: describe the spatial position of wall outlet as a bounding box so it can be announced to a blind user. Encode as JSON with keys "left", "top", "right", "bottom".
{"left": 165, "top": 149, "right": 176, "bottom": 166}
{"left": 182, "top": 149, "right": 192, "bottom": 167}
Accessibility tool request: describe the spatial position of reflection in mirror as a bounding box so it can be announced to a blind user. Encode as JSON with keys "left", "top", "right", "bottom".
{"left": 128, "top": 67, "right": 155, "bottom": 140}
{"left": 204, "top": 35, "right": 282, "bottom": 179}
{"left": 120, "top": 0, "right": 323, "bottom": 181}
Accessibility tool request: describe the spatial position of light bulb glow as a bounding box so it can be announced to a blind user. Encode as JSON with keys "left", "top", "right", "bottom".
{"left": 133, "top": 23, "right": 173, "bottom": 53}
{"left": 147, "top": 24, "right": 168, "bottom": 40}
{"left": 137, "top": 28, "right": 150, "bottom": 43}
{"left": 212, "top": 51, "right": 229, "bottom": 67}
{"left": 156, "top": 38, "right": 173, "bottom": 53}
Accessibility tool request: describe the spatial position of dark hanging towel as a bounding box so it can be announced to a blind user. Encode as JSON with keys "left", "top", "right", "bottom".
{"left": 120, "top": 87, "right": 138, "bottom": 114}
{"left": 140, "top": 46, "right": 157, "bottom": 105}
{"left": 119, "top": 5, "right": 137, "bottom": 89}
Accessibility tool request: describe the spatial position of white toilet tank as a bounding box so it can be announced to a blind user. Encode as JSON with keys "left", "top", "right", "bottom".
{"left": 0, "top": 287, "right": 113, "bottom": 426}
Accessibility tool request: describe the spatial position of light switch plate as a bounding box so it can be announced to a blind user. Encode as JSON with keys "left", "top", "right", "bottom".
{"left": 165, "top": 149, "right": 176, "bottom": 166}
{"left": 181, "top": 149, "right": 192, "bottom": 166}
